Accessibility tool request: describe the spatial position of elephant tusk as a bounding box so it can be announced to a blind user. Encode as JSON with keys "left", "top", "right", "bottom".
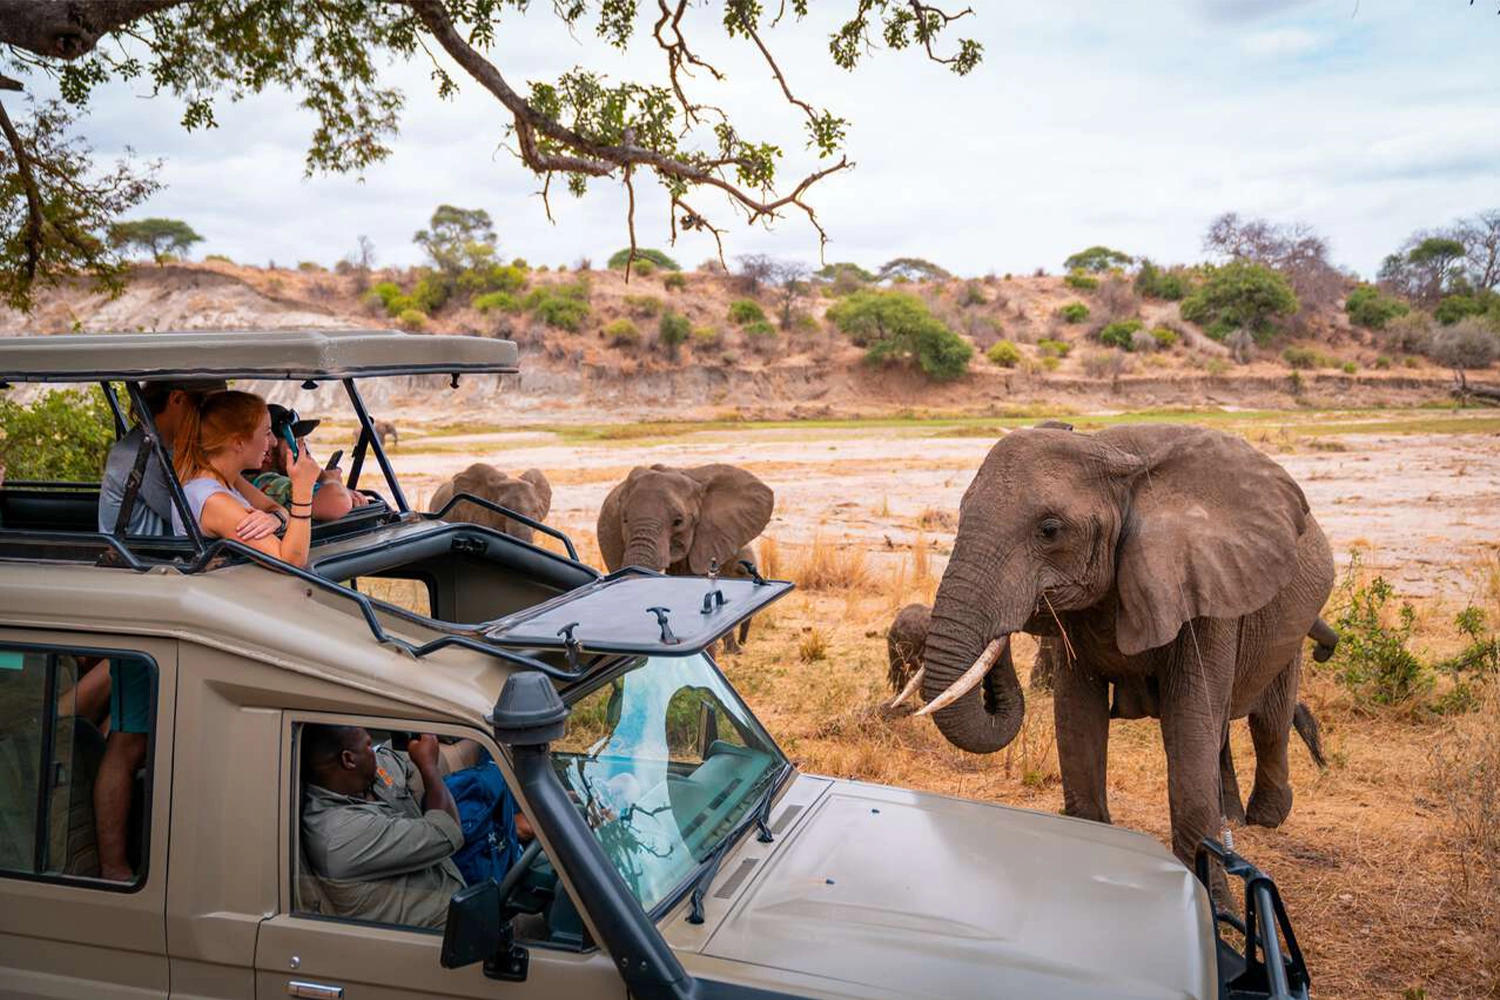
{"left": 887, "top": 667, "right": 925, "bottom": 709}
{"left": 914, "top": 638, "right": 1007, "bottom": 718}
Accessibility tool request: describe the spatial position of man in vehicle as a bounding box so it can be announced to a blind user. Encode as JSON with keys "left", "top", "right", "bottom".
{"left": 248, "top": 404, "right": 367, "bottom": 521}
{"left": 300, "top": 725, "right": 468, "bottom": 928}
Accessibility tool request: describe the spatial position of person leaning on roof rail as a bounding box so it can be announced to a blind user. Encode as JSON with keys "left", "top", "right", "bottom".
{"left": 171, "top": 390, "right": 319, "bottom": 566}
{"left": 248, "top": 404, "right": 368, "bottom": 522}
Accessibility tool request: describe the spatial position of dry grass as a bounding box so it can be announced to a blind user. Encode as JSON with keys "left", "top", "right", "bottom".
{"left": 758, "top": 535, "right": 784, "bottom": 581}
{"left": 798, "top": 628, "right": 829, "bottom": 663}
{"left": 786, "top": 532, "right": 870, "bottom": 591}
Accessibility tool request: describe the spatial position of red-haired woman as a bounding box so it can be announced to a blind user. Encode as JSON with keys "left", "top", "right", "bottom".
{"left": 172, "top": 390, "right": 320, "bottom": 566}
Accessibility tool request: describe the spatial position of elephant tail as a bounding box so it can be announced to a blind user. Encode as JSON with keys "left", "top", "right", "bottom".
{"left": 1293, "top": 701, "right": 1328, "bottom": 769}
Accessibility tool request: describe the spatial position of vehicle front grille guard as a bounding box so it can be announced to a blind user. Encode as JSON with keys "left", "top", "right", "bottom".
{"left": 1196, "top": 837, "right": 1310, "bottom": 1000}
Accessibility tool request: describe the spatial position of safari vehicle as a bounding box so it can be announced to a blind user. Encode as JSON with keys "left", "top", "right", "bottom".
{"left": 0, "top": 330, "right": 1310, "bottom": 1000}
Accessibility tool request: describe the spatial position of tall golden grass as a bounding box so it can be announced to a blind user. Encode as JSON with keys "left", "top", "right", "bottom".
{"left": 785, "top": 532, "right": 870, "bottom": 591}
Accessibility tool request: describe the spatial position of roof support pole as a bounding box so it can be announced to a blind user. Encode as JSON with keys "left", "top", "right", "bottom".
{"left": 99, "top": 381, "right": 128, "bottom": 439}
{"left": 341, "top": 377, "right": 408, "bottom": 514}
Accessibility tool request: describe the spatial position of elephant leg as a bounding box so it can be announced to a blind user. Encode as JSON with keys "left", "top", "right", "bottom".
{"left": 738, "top": 616, "right": 752, "bottom": 647}
{"left": 1159, "top": 622, "right": 1235, "bottom": 867}
{"left": 721, "top": 631, "right": 741, "bottom": 655}
{"left": 1245, "top": 658, "right": 1299, "bottom": 828}
{"left": 1053, "top": 660, "right": 1111, "bottom": 824}
{"left": 1219, "top": 726, "right": 1246, "bottom": 826}
{"left": 1030, "top": 635, "right": 1061, "bottom": 691}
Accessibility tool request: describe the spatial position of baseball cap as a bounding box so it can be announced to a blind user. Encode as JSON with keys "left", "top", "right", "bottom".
{"left": 268, "top": 403, "right": 321, "bottom": 440}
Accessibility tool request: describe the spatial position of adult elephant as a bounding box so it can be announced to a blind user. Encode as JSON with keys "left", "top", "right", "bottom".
{"left": 430, "top": 464, "right": 552, "bottom": 543}
{"left": 913, "top": 423, "right": 1335, "bottom": 866}
{"left": 597, "top": 464, "right": 774, "bottom": 652}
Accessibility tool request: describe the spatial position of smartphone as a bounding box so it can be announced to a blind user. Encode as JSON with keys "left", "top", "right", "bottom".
{"left": 279, "top": 425, "right": 300, "bottom": 460}
{"left": 324, "top": 449, "right": 343, "bottom": 470}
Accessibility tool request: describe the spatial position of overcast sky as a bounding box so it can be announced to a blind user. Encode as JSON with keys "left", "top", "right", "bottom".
{"left": 46, "top": 0, "right": 1500, "bottom": 278}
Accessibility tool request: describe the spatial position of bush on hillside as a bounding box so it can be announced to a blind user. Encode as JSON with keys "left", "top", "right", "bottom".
{"left": 604, "top": 317, "right": 640, "bottom": 346}
{"left": 397, "top": 308, "right": 427, "bottom": 331}
{"left": 523, "top": 281, "right": 591, "bottom": 331}
{"left": 1129, "top": 329, "right": 1158, "bottom": 353}
{"left": 1150, "top": 325, "right": 1180, "bottom": 348}
{"left": 663, "top": 272, "right": 687, "bottom": 291}
{"left": 986, "top": 340, "right": 1022, "bottom": 367}
{"left": 0, "top": 387, "right": 114, "bottom": 481}
{"left": 1064, "top": 271, "right": 1098, "bottom": 291}
{"left": 473, "top": 291, "right": 522, "bottom": 314}
{"left": 1431, "top": 318, "right": 1500, "bottom": 374}
{"left": 1037, "top": 337, "right": 1073, "bottom": 358}
{"left": 658, "top": 311, "right": 691, "bottom": 359}
{"left": 1097, "top": 318, "right": 1143, "bottom": 350}
{"left": 624, "top": 295, "right": 663, "bottom": 317}
{"left": 960, "top": 282, "right": 987, "bottom": 306}
{"left": 1081, "top": 351, "right": 1130, "bottom": 379}
{"left": 607, "top": 247, "right": 681, "bottom": 271}
{"left": 1383, "top": 312, "right": 1434, "bottom": 354}
{"left": 826, "top": 290, "right": 972, "bottom": 381}
{"left": 1282, "top": 346, "right": 1338, "bottom": 370}
{"left": 1435, "top": 294, "right": 1486, "bottom": 326}
{"left": 459, "top": 263, "right": 528, "bottom": 298}
{"left": 1180, "top": 261, "right": 1298, "bottom": 343}
{"left": 692, "top": 325, "right": 721, "bottom": 349}
{"left": 1058, "top": 301, "right": 1090, "bottom": 324}
{"left": 728, "top": 299, "right": 767, "bottom": 325}
{"left": 1345, "top": 284, "right": 1409, "bottom": 330}
{"left": 1134, "top": 259, "right": 1191, "bottom": 301}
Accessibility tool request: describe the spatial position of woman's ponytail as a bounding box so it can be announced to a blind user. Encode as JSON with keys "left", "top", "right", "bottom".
{"left": 172, "top": 392, "right": 209, "bottom": 485}
{"left": 172, "top": 390, "right": 266, "bottom": 486}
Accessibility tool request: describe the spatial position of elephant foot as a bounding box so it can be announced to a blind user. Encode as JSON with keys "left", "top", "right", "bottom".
{"left": 1221, "top": 793, "right": 1247, "bottom": 827}
{"left": 1245, "top": 786, "right": 1293, "bottom": 828}
{"left": 720, "top": 635, "right": 742, "bottom": 656}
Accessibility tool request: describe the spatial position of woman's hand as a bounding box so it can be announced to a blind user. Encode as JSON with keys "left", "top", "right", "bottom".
{"left": 284, "top": 439, "right": 320, "bottom": 496}
{"left": 234, "top": 509, "right": 283, "bottom": 540}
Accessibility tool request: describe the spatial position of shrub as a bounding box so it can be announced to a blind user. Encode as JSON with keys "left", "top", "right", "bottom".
{"left": 986, "top": 340, "right": 1022, "bottom": 367}
{"left": 1058, "top": 301, "right": 1090, "bottom": 324}
{"left": 1435, "top": 294, "right": 1485, "bottom": 326}
{"left": 1345, "top": 284, "right": 1409, "bottom": 330}
{"left": 1383, "top": 312, "right": 1434, "bottom": 354}
{"left": 623, "top": 294, "right": 663, "bottom": 318}
{"left": 604, "top": 318, "right": 640, "bottom": 346}
{"left": 1328, "top": 557, "right": 1430, "bottom": 709}
{"left": 1282, "top": 346, "right": 1337, "bottom": 370}
{"left": 409, "top": 273, "right": 450, "bottom": 313}
{"left": 472, "top": 291, "right": 522, "bottom": 314}
{"left": 960, "top": 282, "right": 987, "bottom": 306}
{"left": 1150, "top": 325, "right": 1180, "bottom": 348}
{"left": 459, "top": 263, "right": 528, "bottom": 297}
{"left": 1430, "top": 318, "right": 1500, "bottom": 373}
{"left": 1341, "top": 361, "right": 1358, "bottom": 374}
{"left": 1081, "top": 351, "right": 1130, "bottom": 379}
{"left": 743, "top": 319, "right": 777, "bottom": 340}
{"left": 630, "top": 259, "right": 656, "bottom": 277}
{"left": 1064, "top": 271, "right": 1099, "bottom": 291}
{"left": 1134, "top": 259, "right": 1190, "bottom": 300}
{"left": 1130, "top": 329, "right": 1158, "bottom": 353}
{"left": 397, "top": 308, "right": 428, "bottom": 331}
{"left": 369, "top": 280, "right": 407, "bottom": 316}
{"left": 522, "top": 281, "right": 592, "bottom": 331}
{"left": 607, "top": 247, "right": 681, "bottom": 271}
{"left": 663, "top": 272, "right": 687, "bottom": 291}
{"left": 825, "top": 290, "right": 973, "bottom": 381}
{"left": 205, "top": 253, "right": 234, "bottom": 263}
{"left": 296, "top": 260, "right": 323, "bottom": 272}
{"left": 0, "top": 386, "right": 115, "bottom": 481}
{"left": 1037, "top": 338, "right": 1073, "bottom": 358}
{"left": 1180, "top": 261, "right": 1298, "bottom": 342}
{"left": 1375, "top": 355, "right": 1392, "bottom": 369}
{"left": 658, "top": 310, "right": 691, "bottom": 358}
{"left": 691, "top": 325, "right": 721, "bottom": 349}
{"left": 728, "top": 299, "right": 768, "bottom": 325}
{"left": 1097, "top": 318, "right": 1143, "bottom": 350}
{"left": 1038, "top": 355, "right": 1061, "bottom": 372}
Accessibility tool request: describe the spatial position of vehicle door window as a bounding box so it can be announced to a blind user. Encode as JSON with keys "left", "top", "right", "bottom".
{"left": 0, "top": 646, "right": 155, "bottom": 885}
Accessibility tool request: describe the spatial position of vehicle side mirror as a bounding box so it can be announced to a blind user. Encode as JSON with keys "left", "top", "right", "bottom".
{"left": 441, "top": 881, "right": 501, "bottom": 969}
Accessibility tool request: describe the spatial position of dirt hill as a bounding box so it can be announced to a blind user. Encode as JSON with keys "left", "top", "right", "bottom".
{"left": 0, "top": 259, "right": 1466, "bottom": 419}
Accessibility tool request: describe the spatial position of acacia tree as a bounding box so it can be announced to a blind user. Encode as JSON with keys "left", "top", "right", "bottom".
{"left": 0, "top": 1, "right": 981, "bottom": 312}
{"left": 110, "top": 216, "right": 202, "bottom": 263}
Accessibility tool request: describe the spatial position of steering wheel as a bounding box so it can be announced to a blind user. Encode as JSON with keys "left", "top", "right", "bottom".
{"left": 495, "top": 838, "right": 544, "bottom": 911}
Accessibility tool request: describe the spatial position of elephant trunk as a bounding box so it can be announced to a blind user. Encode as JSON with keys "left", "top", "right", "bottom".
{"left": 918, "top": 564, "right": 1027, "bottom": 755}
{"left": 620, "top": 518, "right": 669, "bottom": 572}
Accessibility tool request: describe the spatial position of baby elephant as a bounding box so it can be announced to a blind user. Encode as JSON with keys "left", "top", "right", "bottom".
{"left": 597, "top": 463, "right": 774, "bottom": 652}
{"left": 884, "top": 602, "right": 1331, "bottom": 824}
{"left": 430, "top": 464, "right": 552, "bottom": 543}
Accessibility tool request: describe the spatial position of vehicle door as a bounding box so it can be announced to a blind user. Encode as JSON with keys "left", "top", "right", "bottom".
{"left": 0, "top": 628, "right": 176, "bottom": 1000}
{"left": 253, "top": 712, "right": 626, "bottom": 1000}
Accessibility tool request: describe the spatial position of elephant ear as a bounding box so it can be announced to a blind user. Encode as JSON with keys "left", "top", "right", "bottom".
{"left": 596, "top": 473, "right": 639, "bottom": 572}
{"left": 519, "top": 468, "right": 552, "bottom": 522}
{"left": 1115, "top": 431, "right": 1309, "bottom": 656}
{"left": 684, "top": 464, "right": 774, "bottom": 574}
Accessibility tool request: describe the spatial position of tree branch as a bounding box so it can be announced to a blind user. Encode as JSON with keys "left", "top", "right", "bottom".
{"left": 0, "top": 96, "right": 45, "bottom": 281}
{"left": 0, "top": 1, "right": 186, "bottom": 60}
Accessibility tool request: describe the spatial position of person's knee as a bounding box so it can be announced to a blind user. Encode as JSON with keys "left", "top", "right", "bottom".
{"left": 106, "top": 731, "right": 149, "bottom": 769}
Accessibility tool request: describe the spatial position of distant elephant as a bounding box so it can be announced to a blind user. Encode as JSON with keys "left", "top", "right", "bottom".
{"left": 597, "top": 463, "right": 774, "bottom": 652}
{"left": 887, "top": 604, "right": 1332, "bottom": 824}
{"left": 375, "top": 420, "right": 398, "bottom": 448}
{"left": 912, "top": 423, "right": 1335, "bottom": 866}
{"left": 430, "top": 464, "right": 552, "bottom": 543}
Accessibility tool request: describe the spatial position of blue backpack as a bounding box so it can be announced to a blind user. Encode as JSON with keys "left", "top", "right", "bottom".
{"left": 444, "top": 760, "right": 520, "bottom": 886}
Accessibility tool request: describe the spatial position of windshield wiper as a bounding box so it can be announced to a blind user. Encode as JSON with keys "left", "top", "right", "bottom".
{"left": 684, "top": 762, "right": 791, "bottom": 924}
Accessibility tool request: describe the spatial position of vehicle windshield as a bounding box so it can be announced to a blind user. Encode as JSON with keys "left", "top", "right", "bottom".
{"left": 552, "top": 653, "right": 785, "bottom": 912}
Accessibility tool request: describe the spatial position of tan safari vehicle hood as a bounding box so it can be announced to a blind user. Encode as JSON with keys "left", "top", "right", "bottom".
{"left": 690, "top": 778, "right": 1217, "bottom": 999}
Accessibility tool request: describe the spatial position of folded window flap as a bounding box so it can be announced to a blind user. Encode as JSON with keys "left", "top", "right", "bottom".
{"left": 482, "top": 568, "right": 793, "bottom": 656}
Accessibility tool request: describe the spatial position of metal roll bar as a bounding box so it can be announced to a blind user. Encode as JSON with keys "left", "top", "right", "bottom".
{"left": 423, "top": 491, "right": 579, "bottom": 562}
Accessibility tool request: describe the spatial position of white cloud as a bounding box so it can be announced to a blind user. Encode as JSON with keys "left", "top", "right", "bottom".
{"left": 1241, "top": 27, "right": 1322, "bottom": 56}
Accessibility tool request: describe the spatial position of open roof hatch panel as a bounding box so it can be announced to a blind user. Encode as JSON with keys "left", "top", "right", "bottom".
{"left": 482, "top": 568, "right": 792, "bottom": 657}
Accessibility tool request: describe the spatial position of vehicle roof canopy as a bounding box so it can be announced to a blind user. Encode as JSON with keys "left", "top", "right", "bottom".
{"left": 0, "top": 328, "right": 519, "bottom": 383}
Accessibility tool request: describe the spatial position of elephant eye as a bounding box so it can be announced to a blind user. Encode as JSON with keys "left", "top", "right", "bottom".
{"left": 1038, "top": 517, "right": 1063, "bottom": 540}
{"left": 672, "top": 516, "right": 684, "bottom": 527}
